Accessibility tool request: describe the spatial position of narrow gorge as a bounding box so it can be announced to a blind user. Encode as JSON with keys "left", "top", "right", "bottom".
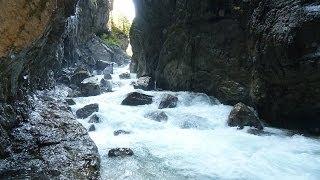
{"left": 0, "top": 0, "right": 320, "bottom": 179}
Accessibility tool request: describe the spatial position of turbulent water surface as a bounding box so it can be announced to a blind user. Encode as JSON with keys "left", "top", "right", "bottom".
{"left": 69, "top": 65, "right": 320, "bottom": 180}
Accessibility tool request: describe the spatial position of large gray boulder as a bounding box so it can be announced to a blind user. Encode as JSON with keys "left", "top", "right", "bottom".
{"left": 227, "top": 103, "right": 263, "bottom": 130}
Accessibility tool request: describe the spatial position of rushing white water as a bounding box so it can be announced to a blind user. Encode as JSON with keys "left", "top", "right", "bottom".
{"left": 70, "top": 65, "right": 320, "bottom": 180}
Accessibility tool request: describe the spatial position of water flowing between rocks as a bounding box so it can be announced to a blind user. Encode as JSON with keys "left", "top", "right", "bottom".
{"left": 67, "top": 64, "right": 320, "bottom": 180}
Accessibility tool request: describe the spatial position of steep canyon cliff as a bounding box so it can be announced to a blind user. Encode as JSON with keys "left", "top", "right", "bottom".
{"left": 130, "top": 0, "right": 320, "bottom": 133}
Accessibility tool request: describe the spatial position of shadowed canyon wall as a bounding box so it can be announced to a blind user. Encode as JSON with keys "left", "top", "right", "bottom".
{"left": 130, "top": 0, "right": 320, "bottom": 133}
{"left": 0, "top": 0, "right": 115, "bottom": 178}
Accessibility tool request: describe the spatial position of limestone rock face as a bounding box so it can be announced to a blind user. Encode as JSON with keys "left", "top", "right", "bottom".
{"left": 130, "top": 0, "right": 320, "bottom": 132}
{"left": 0, "top": 0, "right": 59, "bottom": 57}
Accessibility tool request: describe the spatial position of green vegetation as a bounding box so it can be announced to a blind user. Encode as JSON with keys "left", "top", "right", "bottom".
{"left": 100, "top": 15, "right": 131, "bottom": 48}
{"left": 100, "top": 33, "right": 121, "bottom": 47}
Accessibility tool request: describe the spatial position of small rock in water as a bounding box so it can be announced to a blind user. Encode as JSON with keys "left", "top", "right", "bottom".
{"left": 119, "top": 72, "right": 131, "bottom": 79}
{"left": 96, "top": 60, "right": 111, "bottom": 72}
{"left": 100, "top": 78, "right": 112, "bottom": 92}
{"left": 144, "top": 111, "right": 168, "bottom": 122}
{"left": 108, "top": 148, "right": 134, "bottom": 157}
{"left": 247, "top": 128, "right": 272, "bottom": 136}
{"left": 113, "top": 130, "right": 131, "bottom": 136}
{"left": 103, "top": 63, "right": 114, "bottom": 74}
{"left": 76, "top": 103, "right": 99, "bottom": 119}
{"left": 180, "top": 115, "right": 209, "bottom": 129}
{"left": 227, "top": 102, "right": 263, "bottom": 130}
{"left": 133, "top": 76, "right": 154, "bottom": 91}
{"left": 88, "top": 124, "right": 96, "bottom": 132}
{"left": 121, "top": 92, "right": 153, "bottom": 106}
{"left": 104, "top": 73, "right": 112, "bottom": 80}
{"left": 158, "top": 94, "right": 178, "bottom": 109}
{"left": 88, "top": 114, "right": 101, "bottom": 123}
{"left": 66, "top": 98, "right": 76, "bottom": 105}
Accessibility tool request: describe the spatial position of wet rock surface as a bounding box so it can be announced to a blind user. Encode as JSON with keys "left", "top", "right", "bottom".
{"left": 158, "top": 94, "right": 178, "bottom": 109}
{"left": 130, "top": 0, "right": 320, "bottom": 132}
{"left": 66, "top": 98, "right": 76, "bottom": 105}
{"left": 119, "top": 72, "right": 131, "bottom": 79}
{"left": 108, "top": 148, "right": 134, "bottom": 158}
{"left": 71, "top": 70, "right": 91, "bottom": 86}
{"left": 145, "top": 111, "right": 168, "bottom": 122}
{"left": 88, "top": 114, "right": 101, "bottom": 124}
{"left": 88, "top": 124, "right": 96, "bottom": 132}
{"left": 80, "top": 82, "right": 101, "bottom": 97}
{"left": 104, "top": 73, "right": 112, "bottom": 80}
{"left": 76, "top": 104, "right": 99, "bottom": 119}
{"left": 100, "top": 78, "right": 113, "bottom": 92}
{"left": 121, "top": 92, "right": 153, "bottom": 106}
{"left": 133, "top": 76, "right": 155, "bottom": 91}
{"left": 96, "top": 60, "right": 111, "bottom": 72}
{"left": 228, "top": 103, "right": 263, "bottom": 130}
{"left": 0, "top": 96, "right": 100, "bottom": 179}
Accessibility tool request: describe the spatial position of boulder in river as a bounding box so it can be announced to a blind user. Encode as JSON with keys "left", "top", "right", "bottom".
{"left": 158, "top": 94, "right": 178, "bottom": 109}
{"left": 104, "top": 73, "right": 112, "bottom": 80}
{"left": 88, "top": 114, "right": 101, "bottom": 123}
{"left": 108, "top": 148, "right": 134, "bottom": 157}
{"left": 103, "top": 63, "right": 114, "bottom": 75}
{"left": 119, "top": 72, "right": 131, "bottom": 79}
{"left": 100, "top": 78, "right": 112, "bottom": 92}
{"left": 227, "top": 103, "right": 263, "bottom": 130}
{"left": 71, "top": 70, "right": 90, "bottom": 86}
{"left": 76, "top": 103, "right": 99, "bottom": 119}
{"left": 121, "top": 92, "right": 153, "bottom": 106}
{"left": 66, "top": 98, "right": 76, "bottom": 105}
{"left": 80, "top": 83, "right": 101, "bottom": 97}
{"left": 113, "top": 130, "right": 131, "bottom": 136}
{"left": 144, "top": 111, "right": 168, "bottom": 122}
{"left": 67, "top": 89, "right": 82, "bottom": 98}
{"left": 96, "top": 60, "right": 111, "bottom": 72}
{"left": 133, "top": 76, "right": 155, "bottom": 91}
{"left": 80, "top": 77, "right": 101, "bottom": 97}
{"left": 88, "top": 124, "right": 96, "bottom": 132}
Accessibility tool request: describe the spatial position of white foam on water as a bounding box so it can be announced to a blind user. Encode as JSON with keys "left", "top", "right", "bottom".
{"left": 71, "top": 65, "right": 320, "bottom": 180}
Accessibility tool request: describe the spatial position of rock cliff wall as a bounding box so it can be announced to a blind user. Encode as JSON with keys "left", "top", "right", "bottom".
{"left": 0, "top": 0, "right": 116, "bottom": 178}
{"left": 130, "top": 0, "right": 320, "bottom": 133}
